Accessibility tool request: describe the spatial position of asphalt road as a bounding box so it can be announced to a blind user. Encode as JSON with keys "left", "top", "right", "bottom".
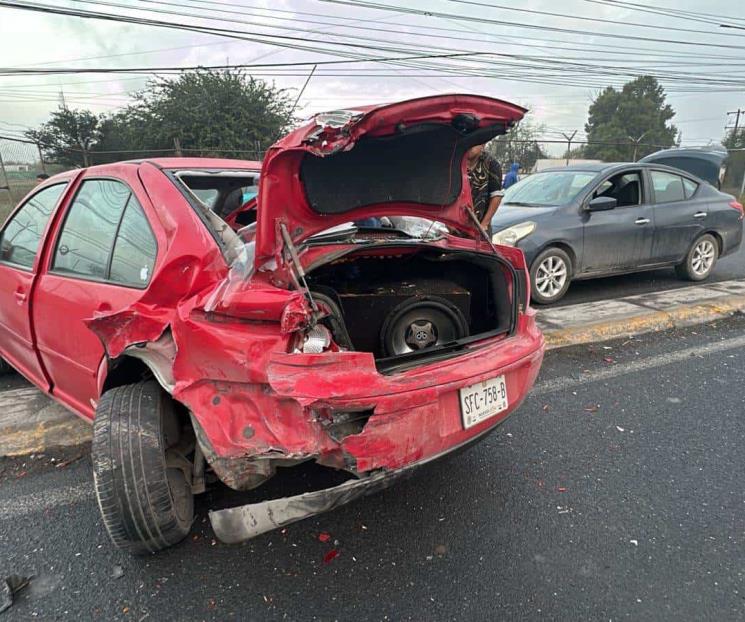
{"left": 2, "top": 317, "right": 745, "bottom": 620}
{"left": 557, "top": 235, "right": 745, "bottom": 307}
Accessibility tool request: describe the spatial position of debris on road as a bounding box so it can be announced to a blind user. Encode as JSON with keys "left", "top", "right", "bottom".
{"left": 318, "top": 532, "right": 331, "bottom": 543}
{"left": 0, "top": 575, "right": 31, "bottom": 613}
{"left": 322, "top": 550, "right": 339, "bottom": 564}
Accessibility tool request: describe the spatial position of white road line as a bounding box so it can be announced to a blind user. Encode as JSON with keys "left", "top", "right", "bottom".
{"left": 533, "top": 333, "right": 745, "bottom": 396}
{"left": 0, "top": 482, "right": 94, "bottom": 521}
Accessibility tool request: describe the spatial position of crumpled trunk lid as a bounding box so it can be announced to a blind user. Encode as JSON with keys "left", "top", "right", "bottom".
{"left": 254, "top": 94, "right": 527, "bottom": 266}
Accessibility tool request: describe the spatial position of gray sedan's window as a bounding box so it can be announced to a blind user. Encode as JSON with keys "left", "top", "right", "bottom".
{"left": 0, "top": 183, "right": 67, "bottom": 269}
{"left": 594, "top": 172, "right": 642, "bottom": 207}
{"left": 682, "top": 178, "right": 698, "bottom": 199}
{"left": 651, "top": 171, "right": 686, "bottom": 203}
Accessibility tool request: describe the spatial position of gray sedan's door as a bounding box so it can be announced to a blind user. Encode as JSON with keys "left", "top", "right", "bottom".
{"left": 580, "top": 170, "right": 655, "bottom": 274}
{"left": 650, "top": 170, "right": 707, "bottom": 264}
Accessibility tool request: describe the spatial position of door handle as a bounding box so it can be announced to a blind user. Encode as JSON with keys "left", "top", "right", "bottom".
{"left": 635, "top": 218, "right": 650, "bottom": 225}
{"left": 693, "top": 212, "right": 707, "bottom": 219}
{"left": 14, "top": 290, "right": 27, "bottom": 304}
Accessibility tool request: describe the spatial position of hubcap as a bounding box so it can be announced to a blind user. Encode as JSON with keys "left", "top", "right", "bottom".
{"left": 405, "top": 320, "right": 438, "bottom": 350}
{"left": 692, "top": 240, "right": 715, "bottom": 276}
{"left": 535, "top": 255, "right": 568, "bottom": 299}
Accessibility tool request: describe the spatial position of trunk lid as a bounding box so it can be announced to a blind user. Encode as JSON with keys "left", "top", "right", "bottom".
{"left": 254, "top": 94, "right": 527, "bottom": 264}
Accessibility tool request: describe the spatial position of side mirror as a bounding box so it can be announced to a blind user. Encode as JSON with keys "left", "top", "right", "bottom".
{"left": 586, "top": 196, "right": 618, "bottom": 212}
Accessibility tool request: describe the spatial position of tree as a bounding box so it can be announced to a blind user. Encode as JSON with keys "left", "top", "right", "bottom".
{"left": 486, "top": 117, "right": 547, "bottom": 172}
{"left": 723, "top": 128, "right": 745, "bottom": 150}
{"left": 26, "top": 107, "right": 101, "bottom": 167}
{"left": 113, "top": 69, "right": 295, "bottom": 158}
{"left": 27, "top": 69, "right": 296, "bottom": 166}
{"left": 584, "top": 76, "right": 678, "bottom": 162}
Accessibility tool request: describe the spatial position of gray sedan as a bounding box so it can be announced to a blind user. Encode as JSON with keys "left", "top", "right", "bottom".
{"left": 490, "top": 163, "right": 743, "bottom": 304}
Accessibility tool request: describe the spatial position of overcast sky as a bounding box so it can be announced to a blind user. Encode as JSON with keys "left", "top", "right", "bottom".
{"left": 1, "top": 0, "right": 744, "bottom": 153}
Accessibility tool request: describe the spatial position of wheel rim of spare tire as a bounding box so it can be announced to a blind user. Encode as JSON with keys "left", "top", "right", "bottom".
{"left": 381, "top": 298, "right": 468, "bottom": 357}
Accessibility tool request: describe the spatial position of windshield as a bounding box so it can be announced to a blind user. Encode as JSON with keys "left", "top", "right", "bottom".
{"left": 503, "top": 171, "right": 597, "bottom": 206}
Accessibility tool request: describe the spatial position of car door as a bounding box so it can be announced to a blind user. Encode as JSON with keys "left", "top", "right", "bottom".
{"left": 0, "top": 182, "right": 70, "bottom": 388}
{"left": 580, "top": 169, "right": 655, "bottom": 274}
{"left": 33, "top": 171, "right": 159, "bottom": 418}
{"left": 649, "top": 169, "right": 706, "bottom": 264}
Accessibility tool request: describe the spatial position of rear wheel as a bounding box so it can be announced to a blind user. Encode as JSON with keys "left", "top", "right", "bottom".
{"left": 675, "top": 234, "right": 718, "bottom": 281}
{"left": 92, "top": 380, "right": 194, "bottom": 554}
{"left": 530, "top": 248, "right": 572, "bottom": 305}
{"left": 0, "top": 358, "right": 13, "bottom": 376}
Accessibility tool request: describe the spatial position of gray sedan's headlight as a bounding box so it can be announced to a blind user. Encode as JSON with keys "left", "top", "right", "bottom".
{"left": 491, "top": 221, "right": 536, "bottom": 246}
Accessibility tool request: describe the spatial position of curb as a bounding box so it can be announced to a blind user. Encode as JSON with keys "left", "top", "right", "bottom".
{"left": 542, "top": 292, "right": 745, "bottom": 350}
{"left": 0, "top": 387, "right": 91, "bottom": 458}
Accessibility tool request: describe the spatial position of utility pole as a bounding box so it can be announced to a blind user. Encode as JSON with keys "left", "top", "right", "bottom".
{"left": 561, "top": 130, "right": 577, "bottom": 166}
{"left": 628, "top": 130, "right": 652, "bottom": 161}
{"left": 726, "top": 109, "right": 743, "bottom": 135}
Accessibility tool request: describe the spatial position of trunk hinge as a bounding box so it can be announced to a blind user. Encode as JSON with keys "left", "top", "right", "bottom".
{"left": 279, "top": 222, "right": 319, "bottom": 316}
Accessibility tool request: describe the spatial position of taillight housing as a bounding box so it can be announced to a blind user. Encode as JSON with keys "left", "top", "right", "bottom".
{"left": 729, "top": 200, "right": 744, "bottom": 220}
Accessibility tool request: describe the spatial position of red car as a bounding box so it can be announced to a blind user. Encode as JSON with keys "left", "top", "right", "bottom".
{"left": 0, "top": 95, "right": 544, "bottom": 553}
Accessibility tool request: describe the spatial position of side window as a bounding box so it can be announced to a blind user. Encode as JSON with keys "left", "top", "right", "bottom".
{"left": 53, "top": 180, "right": 130, "bottom": 279}
{"left": 682, "top": 178, "right": 698, "bottom": 199}
{"left": 594, "top": 172, "right": 642, "bottom": 207}
{"left": 109, "top": 198, "right": 157, "bottom": 286}
{"left": 651, "top": 171, "right": 685, "bottom": 203}
{"left": 53, "top": 179, "right": 156, "bottom": 287}
{"left": 0, "top": 183, "right": 67, "bottom": 268}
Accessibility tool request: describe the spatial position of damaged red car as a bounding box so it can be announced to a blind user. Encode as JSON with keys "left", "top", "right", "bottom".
{"left": 0, "top": 95, "right": 544, "bottom": 553}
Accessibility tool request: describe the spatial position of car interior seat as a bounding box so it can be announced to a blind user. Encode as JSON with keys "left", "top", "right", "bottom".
{"left": 217, "top": 188, "right": 244, "bottom": 219}
{"left": 614, "top": 178, "right": 640, "bottom": 207}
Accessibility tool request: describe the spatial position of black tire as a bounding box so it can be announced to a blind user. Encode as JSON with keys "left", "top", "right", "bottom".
{"left": 92, "top": 380, "right": 193, "bottom": 554}
{"left": 530, "top": 247, "right": 573, "bottom": 305}
{"left": 675, "top": 234, "right": 719, "bottom": 281}
{"left": 0, "top": 357, "right": 13, "bottom": 376}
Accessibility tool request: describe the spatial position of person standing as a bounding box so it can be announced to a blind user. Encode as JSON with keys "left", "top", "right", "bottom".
{"left": 467, "top": 144, "right": 503, "bottom": 234}
{"left": 503, "top": 162, "right": 520, "bottom": 189}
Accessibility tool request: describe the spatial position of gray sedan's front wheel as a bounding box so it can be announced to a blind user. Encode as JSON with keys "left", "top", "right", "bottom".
{"left": 530, "top": 247, "right": 572, "bottom": 305}
{"left": 675, "top": 234, "right": 718, "bottom": 281}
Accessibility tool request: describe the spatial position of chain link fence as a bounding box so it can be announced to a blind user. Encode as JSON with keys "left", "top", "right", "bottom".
{"left": 2, "top": 134, "right": 744, "bottom": 223}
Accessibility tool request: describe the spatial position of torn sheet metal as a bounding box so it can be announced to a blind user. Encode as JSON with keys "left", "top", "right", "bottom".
{"left": 210, "top": 468, "right": 407, "bottom": 544}
{"left": 208, "top": 415, "right": 510, "bottom": 543}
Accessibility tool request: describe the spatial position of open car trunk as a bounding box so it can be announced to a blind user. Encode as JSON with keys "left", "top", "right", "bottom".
{"left": 306, "top": 245, "right": 517, "bottom": 372}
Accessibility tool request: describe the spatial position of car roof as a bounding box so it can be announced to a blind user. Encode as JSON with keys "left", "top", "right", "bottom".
{"left": 534, "top": 162, "right": 705, "bottom": 178}
{"left": 140, "top": 157, "right": 262, "bottom": 170}
{"left": 40, "top": 158, "right": 262, "bottom": 184}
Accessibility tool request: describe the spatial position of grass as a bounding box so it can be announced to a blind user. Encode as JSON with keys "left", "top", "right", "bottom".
{"left": 0, "top": 179, "right": 36, "bottom": 223}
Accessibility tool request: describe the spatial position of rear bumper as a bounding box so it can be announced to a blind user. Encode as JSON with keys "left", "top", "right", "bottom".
{"left": 209, "top": 405, "right": 516, "bottom": 543}
{"left": 190, "top": 312, "right": 544, "bottom": 480}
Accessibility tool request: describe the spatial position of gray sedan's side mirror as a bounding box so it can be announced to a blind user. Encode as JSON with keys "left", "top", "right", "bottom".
{"left": 586, "top": 196, "right": 618, "bottom": 212}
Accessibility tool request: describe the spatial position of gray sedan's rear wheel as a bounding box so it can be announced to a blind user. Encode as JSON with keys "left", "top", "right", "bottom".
{"left": 675, "top": 234, "right": 718, "bottom": 281}
{"left": 92, "top": 380, "right": 193, "bottom": 555}
{"left": 530, "top": 248, "right": 572, "bottom": 305}
{"left": 0, "top": 358, "right": 13, "bottom": 376}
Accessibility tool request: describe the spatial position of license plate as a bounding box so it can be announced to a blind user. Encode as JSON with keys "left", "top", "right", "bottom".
{"left": 459, "top": 375, "right": 508, "bottom": 429}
